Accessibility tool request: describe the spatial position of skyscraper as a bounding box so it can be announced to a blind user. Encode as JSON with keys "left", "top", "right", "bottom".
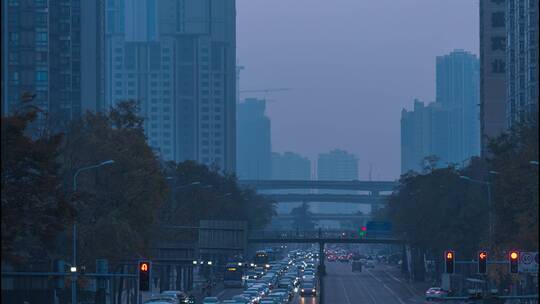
{"left": 317, "top": 149, "right": 358, "bottom": 181}
{"left": 436, "top": 49, "right": 480, "bottom": 164}
{"left": 401, "top": 100, "right": 451, "bottom": 174}
{"left": 237, "top": 98, "right": 271, "bottom": 180}
{"left": 2, "top": 0, "right": 105, "bottom": 129}
{"left": 506, "top": 0, "right": 539, "bottom": 126}
{"left": 105, "top": 0, "right": 236, "bottom": 171}
{"left": 479, "top": 0, "right": 507, "bottom": 156}
{"left": 400, "top": 100, "right": 433, "bottom": 173}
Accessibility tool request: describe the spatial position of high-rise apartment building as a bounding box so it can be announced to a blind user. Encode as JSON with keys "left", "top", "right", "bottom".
{"left": 479, "top": 0, "right": 508, "bottom": 156}
{"left": 237, "top": 98, "right": 271, "bottom": 180}
{"left": 436, "top": 50, "right": 480, "bottom": 164}
{"left": 401, "top": 50, "right": 480, "bottom": 173}
{"left": 506, "top": 0, "right": 539, "bottom": 126}
{"left": 271, "top": 152, "right": 311, "bottom": 180}
{"left": 317, "top": 149, "right": 358, "bottom": 181}
{"left": 2, "top": 0, "right": 105, "bottom": 129}
{"left": 401, "top": 100, "right": 451, "bottom": 174}
{"left": 105, "top": 0, "right": 236, "bottom": 171}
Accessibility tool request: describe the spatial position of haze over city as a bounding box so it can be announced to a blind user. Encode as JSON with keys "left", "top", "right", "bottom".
{"left": 238, "top": 0, "right": 479, "bottom": 179}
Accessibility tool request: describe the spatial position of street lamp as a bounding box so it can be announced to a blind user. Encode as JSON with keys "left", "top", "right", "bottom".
{"left": 73, "top": 160, "right": 115, "bottom": 191}
{"left": 71, "top": 159, "right": 115, "bottom": 304}
{"left": 459, "top": 175, "right": 493, "bottom": 249}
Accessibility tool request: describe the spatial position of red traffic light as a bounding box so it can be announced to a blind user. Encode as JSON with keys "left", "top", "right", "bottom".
{"left": 139, "top": 262, "right": 149, "bottom": 272}
{"left": 361, "top": 226, "right": 367, "bottom": 231}
{"left": 510, "top": 251, "right": 519, "bottom": 260}
{"left": 479, "top": 251, "right": 487, "bottom": 260}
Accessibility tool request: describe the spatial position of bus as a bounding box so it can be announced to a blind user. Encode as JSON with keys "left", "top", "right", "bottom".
{"left": 223, "top": 263, "right": 244, "bottom": 288}
{"left": 253, "top": 250, "right": 270, "bottom": 268}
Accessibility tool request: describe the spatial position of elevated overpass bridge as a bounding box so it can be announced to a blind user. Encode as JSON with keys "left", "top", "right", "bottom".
{"left": 239, "top": 179, "right": 398, "bottom": 193}
{"left": 239, "top": 180, "right": 397, "bottom": 206}
{"left": 264, "top": 193, "right": 388, "bottom": 204}
{"left": 274, "top": 213, "right": 371, "bottom": 221}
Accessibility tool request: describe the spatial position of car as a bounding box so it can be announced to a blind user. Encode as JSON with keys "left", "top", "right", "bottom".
{"left": 300, "top": 282, "right": 317, "bottom": 297}
{"left": 272, "top": 288, "right": 293, "bottom": 301}
{"left": 231, "top": 295, "right": 251, "bottom": 304}
{"left": 202, "top": 297, "right": 220, "bottom": 304}
{"left": 259, "top": 300, "right": 278, "bottom": 304}
{"left": 302, "top": 275, "right": 315, "bottom": 283}
{"left": 160, "top": 291, "right": 195, "bottom": 304}
{"left": 221, "top": 301, "right": 238, "bottom": 304}
{"left": 143, "top": 296, "right": 176, "bottom": 304}
{"left": 365, "top": 260, "right": 375, "bottom": 268}
{"left": 425, "top": 287, "right": 448, "bottom": 301}
{"left": 268, "top": 291, "right": 288, "bottom": 304}
{"left": 242, "top": 290, "right": 261, "bottom": 303}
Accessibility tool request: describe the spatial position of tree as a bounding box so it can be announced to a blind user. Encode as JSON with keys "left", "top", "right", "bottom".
{"left": 156, "top": 161, "right": 276, "bottom": 242}
{"left": 59, "top": 101, "right": 168, "bottom": 264}
{"left": 290, "top": 202, "right": 315, "bottom": 231}
{"left": 381, "top": 163, "right": 488, "bottom": 279}
{"left": 1, "top": 109, "right": 73, "bottom": 264}
{"left": 487, "top": 116, "right": 538, "bottom": 252}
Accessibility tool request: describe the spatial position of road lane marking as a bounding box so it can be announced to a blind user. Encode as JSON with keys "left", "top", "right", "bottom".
{"left": 353, "top": 272, "right": 378, "bottom": 304}
{"left": 339, "top": 276, "right": 353, "bottom": 304}
{"left": 367, "top": 270, "right": 406, "bottom": 304}
{"left": 216, "top": 289, "right": 227, "bottom": 298}
{"left": 382, "top": 268, "right": 402, "bottom": 283}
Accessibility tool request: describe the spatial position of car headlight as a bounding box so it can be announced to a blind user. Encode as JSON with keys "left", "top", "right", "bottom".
{"left": 301, "top": 289, "right": 305, "bottom": 292}
{"left": 312, "top": 289, "right": 316, "bottom": 292}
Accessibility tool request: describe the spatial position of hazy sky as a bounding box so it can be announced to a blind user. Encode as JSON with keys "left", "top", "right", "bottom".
{"left": 237, "top": 0, "right": 479, "bottom": 180}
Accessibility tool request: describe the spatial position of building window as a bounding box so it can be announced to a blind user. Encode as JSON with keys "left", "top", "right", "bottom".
{"left": 491, "top": 37, "right": 505, "bottom": 51}
{"left": 35, "top": 71, "right": 48, "bottom": 82}
{"left": 9, "top": 32, "right": 19, "bottom": 42}
{"left": 491, "top": 59, "right": 505, "bottom": 74}
{"left": 491, "top": 12, "right": 505, "bottom": 27}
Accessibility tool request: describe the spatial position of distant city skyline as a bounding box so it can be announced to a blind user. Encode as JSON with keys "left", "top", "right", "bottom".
{"left": 237, "top": 0, "right": 479, "bottom": 180}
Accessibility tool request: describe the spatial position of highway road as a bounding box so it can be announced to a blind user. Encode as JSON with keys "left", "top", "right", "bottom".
{"left": 318, "top": 262, "right": 425, "bottom": 304}
{"left": 217, "top": 261, "right": 428, "bottom": 304}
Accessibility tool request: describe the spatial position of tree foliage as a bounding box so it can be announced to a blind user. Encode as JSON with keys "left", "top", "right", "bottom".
{"left": 157, "top": 161, "right": 276, "bottom": 241}
{"left": 1, "top": 110, "right": 73, "bottom": 263}
{"left": 385, "top": 162, "right": 487, "bottom": 257}
{"left": 59, "top": 101, "right": 169, "bottom": 264}
{"left": 290, "top": 202, "right": 315, "bottom": 231}
{"left": 486, "top": 116, "right": 538, "bottom": 252}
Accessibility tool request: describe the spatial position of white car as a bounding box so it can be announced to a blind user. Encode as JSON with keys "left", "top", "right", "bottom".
{"left": 425, "top": 287, "right": 448, "bottom": 301}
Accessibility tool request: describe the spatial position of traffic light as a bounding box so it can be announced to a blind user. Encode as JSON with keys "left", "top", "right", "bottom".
{"left": 509, "top": 251, "right": 519, "bottom": 274}
{"left": 359, "top": 226, "right": 367, "bottom": 237}
{"left": 478, "top": 251, "right": 487, "bottom": 274}
{"left": 444, "top": 250, "right": 455, "bottom": 274}
{"left": 138, "top": 261, "right": 151, "bottom": 291}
